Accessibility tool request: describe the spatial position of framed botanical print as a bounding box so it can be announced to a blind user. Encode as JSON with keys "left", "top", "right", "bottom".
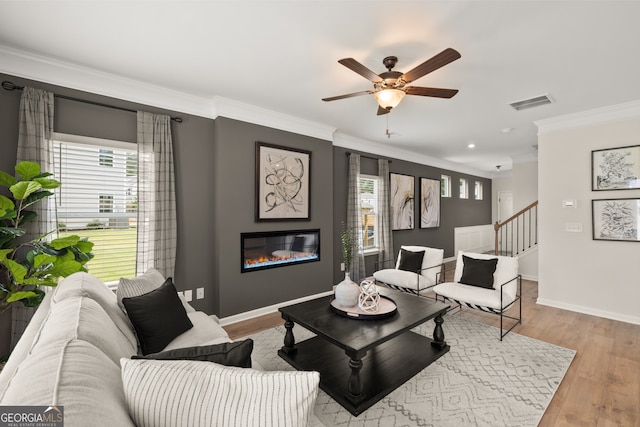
{"left": 420, "top": 177, "right": 440, "bottom": 228}
{"left": 592, "top": 145, "right": 640, "bottom": 190}
{"left": 255, "top": 142, "right": 311, "bottom": 221}
{"left": 390, "top": 173, "right": 414, "bottom": 230}
{"left": 592, "top": 198, "right": 640, "bottom": 242}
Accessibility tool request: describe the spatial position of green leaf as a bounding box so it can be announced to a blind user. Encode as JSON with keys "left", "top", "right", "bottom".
{"left": 0, "top": 195, "right": 15, "bottom": 211}
{"left": 33, "top": 253, "right": 56, "bottom": 269}
{"left": 17, "top": 210, "right": 37, "bottom": 226}
{"left": 33, "top": 178, "right": 60, "bottom": 190}
{"left": 22, "top": 190, "right": 53, "bottom": 208}
{"left": 0, "top": 248, "right": 13, "bottom": 260}
{"left": 47, "top": 259, "right": 82, "bottom": 277}
{"left": 0, "top": 170, "right": 18, "bottom": 188}
{"left": 2, "top": 258, "right": 27, "bottom": 283}
{"left": 0, "top": 227, "right": 25, "bottom": 237}
{"left": 7, "top": 291, "right": 37, "bottom": 303}
{"left": 15, "top": 161, "right": 41, "bottom": 181}
{"left": 21, "top": 289, "right": 46, "bottom": 307}
{"left": 75, "top": 240, "right": 94, "bottom": 253}
{"left": 50, "top": 235, "right": 80, "bottom": 250}
{"left": 0, "top": 209, "right": 17, "bottom": 221}
{"left": 34, "top": 172, "right": 53, "bottom": 179}
{"left": 10, "top": 181, "right": 42, "bottom": 201}
{"left": 21, "top": 278, "right": 57, "bottom": 286}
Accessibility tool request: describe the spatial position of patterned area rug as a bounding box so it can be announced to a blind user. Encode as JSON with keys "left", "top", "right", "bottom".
{"left": 246, "top": 314, "right": 575, "bottom": 427}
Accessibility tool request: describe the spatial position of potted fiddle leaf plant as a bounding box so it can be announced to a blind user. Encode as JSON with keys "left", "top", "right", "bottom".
{"left": 0, "top": 161, "right": 94, "bottom": 315}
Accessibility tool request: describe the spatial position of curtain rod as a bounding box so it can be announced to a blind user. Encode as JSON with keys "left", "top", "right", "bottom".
{"left": 345, "top": 151, "right": 392, "bottom": 163}
{"left": 1, "top": 81, "right": 183, "bottom": 123}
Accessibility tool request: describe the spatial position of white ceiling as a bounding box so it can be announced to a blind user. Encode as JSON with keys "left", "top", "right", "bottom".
{"left": 2, "top": 1, "right": 640, "bottom": 175}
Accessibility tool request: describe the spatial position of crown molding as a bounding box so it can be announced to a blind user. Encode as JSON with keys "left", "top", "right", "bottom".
{"left": 333, "top": 133, "right": 491, "bottom": 178}
{"left": 211, "top": 96, "right": 336, "bottom": 142}
{"left": 0, "top": 45, "right": 337, "bottom": 142}
{"left": 0, "top": 45, "right": 214, "bottom": 118}
{"left": 535, "top": 100, "right": 640, "bottom": 135}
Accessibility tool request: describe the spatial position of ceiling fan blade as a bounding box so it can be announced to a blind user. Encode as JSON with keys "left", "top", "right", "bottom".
{"left": 322, "top": 90, "right": 374, "bottom": 102}
{"left": 377, "top": 106, "right": 391, "bottom": 116}
{"left": 405, "top": 86, "right": 459, "bottom": 98}
{"left": 338, "top": 58, "right": 381, "bottom": 82}
{"left": 402, "top": 48, "right": 461, "bottom": 83}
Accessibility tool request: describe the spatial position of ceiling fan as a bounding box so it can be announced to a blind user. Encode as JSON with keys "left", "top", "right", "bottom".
{"left": 322, "top": 48, "right": 461, "bottom": 115}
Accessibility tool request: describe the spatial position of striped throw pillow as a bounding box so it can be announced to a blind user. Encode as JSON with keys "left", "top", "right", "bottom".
{"left": 120, "top": 358, "right": 320, "bottom": 427}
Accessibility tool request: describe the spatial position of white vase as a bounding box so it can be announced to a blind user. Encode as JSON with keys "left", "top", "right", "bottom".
{"left": 335, "top": 272, "right": 359, "bottom": 308}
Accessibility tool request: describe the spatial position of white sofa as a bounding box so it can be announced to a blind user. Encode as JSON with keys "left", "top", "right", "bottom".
{"left": 0, "top": 272, "right": 321, "bottom": 426}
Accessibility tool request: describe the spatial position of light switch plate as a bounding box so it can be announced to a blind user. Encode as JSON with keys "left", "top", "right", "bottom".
{"left": 196, "top": 287, "right": 204, "bottom": 299}
{"left": 565, "top": 222, "right": 583, "bottom": 232}
{"left": 184, "top": 290, "right": 193, "bottom": 302}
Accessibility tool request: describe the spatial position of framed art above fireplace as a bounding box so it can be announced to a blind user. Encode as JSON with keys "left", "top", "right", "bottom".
{"left": 255, "top": 142, "right": 311, "bottom": 221}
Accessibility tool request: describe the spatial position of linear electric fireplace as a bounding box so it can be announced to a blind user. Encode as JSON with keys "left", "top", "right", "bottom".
{"left": 241, "top": 229, "right": 320, "bottom": 273}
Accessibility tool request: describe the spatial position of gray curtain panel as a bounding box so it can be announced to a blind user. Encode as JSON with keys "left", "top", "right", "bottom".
{"left": 377, "top": 159, "right": 393, "bottom": 267}
{"left": 16, "top": 86, "right": 57, "bottom": 239}
{"left": 346, "top": 153, "right": 366, "bottom": 282}
{"left": 12, "top": 87, "right": 56, "bottom": 349}
{"left": 136, "top": 112, "right": 177, "bottom": 279}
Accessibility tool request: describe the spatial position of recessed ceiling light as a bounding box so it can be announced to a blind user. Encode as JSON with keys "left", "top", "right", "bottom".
{"left": 468, "top": 143, "right": 475, "bottom": 149}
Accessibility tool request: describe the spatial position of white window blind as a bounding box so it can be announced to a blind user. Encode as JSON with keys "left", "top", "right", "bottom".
{"left": 53, "top": 133, "right": 138, "bottom": 284}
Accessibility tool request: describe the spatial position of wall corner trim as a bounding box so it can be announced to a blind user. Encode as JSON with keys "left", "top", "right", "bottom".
{"left": 212, "top": 96, "right": 336, "bottom": 141}
{"left": 535, "top": 100, "right": 640, "bottom": 134}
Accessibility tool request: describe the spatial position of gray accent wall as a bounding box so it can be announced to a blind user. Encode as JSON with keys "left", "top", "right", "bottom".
{"left": 332, "top": 146, "right": 492, "bottom": 283}
{"left": 212, "top": 117, "right": 334, "bottom": 317}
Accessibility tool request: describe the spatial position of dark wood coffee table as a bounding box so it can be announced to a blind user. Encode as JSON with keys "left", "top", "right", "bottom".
{"left": 278, "top": 288, "right": 450, "bottom": 416}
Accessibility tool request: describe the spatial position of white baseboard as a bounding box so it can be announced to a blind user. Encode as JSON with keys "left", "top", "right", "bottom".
{"left": 521, "top": 274, "right": 538, "bottom": 281}
{"left": 219, "top": 290, "right": 334, "bottom": 327}
{"left": 536, "top": 298, "right": 640, "bottom": 326}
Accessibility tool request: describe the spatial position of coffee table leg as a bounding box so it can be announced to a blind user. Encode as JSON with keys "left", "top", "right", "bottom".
{"left": 281, "top": 316, "right": 297, "bottom": 355}
{"left": 432, "top": 313, "right": 447, "bottom": 349}
{"left": 347, "top": 354, "right": 365, "bottom": 404}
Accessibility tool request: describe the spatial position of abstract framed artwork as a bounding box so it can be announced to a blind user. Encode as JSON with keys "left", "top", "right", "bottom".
{"left": 420, "top": 177, "right": 440, "bottom": 228}
{"left": 255, "top": 142, "right": 311, "bottom": 221}
{"left": 390, "top": 173, "right": 414, "bottom": 230}
{"left": 592, "top": 198, "right": 640, "bottom": 242}
{"left": 592, "top": 145, "right": 640, "bottom": 190}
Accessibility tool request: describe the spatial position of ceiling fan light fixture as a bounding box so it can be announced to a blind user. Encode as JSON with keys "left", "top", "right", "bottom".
{"left": 374, "top": 89, "right": 406, "bottom": 109}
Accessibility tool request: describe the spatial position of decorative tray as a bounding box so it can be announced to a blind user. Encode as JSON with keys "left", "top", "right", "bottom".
{"left": 330, "top": 295, "right": 398, "bottom": 320}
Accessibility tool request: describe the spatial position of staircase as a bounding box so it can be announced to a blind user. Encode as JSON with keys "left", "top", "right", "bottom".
{"left": 494, "top": 201, "right": 538, "bottom": 256}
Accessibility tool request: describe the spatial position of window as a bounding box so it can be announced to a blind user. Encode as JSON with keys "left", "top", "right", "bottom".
{"left": 98, "top": 149, "right": 114, "bottom": 167}
{"left": 441, "top": 175, "right": 451, "bottom": 197}
{"left": 98, "top": 195, "right": 114, "bottom": 213}
{"left": 54, "top": 133, "right": 138, "bottom": 284}
{"left": 474, "top": 181, "right": 484, "bottom": 200}
{"left": 360, "top": 175, "right": 380, "bottom": 252}
{"left": 459, "top": 178, "right": 468, "bottom": 199}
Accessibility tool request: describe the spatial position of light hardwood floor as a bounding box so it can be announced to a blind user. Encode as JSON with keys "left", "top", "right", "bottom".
{"left": 223, "top": 279, "right": 640, "bottom": 426}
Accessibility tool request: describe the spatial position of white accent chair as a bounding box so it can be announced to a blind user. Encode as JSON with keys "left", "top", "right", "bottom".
{"left": 373, "top": 246, "right": 444, "bottom": 296}
{"left": 433, "top": 251, "right": 521, "bottom": 340}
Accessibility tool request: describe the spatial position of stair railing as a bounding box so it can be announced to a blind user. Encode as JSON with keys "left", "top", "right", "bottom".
{"left": 494, "top": 200, "right": 538, "bottom": 256}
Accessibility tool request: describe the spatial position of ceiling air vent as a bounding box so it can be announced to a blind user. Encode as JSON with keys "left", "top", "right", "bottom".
{"left": 509, "top": 94, "right": 553, "bottom": 111}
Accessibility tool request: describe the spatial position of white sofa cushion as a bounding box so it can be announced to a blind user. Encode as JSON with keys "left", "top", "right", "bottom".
{"left": 34, "top": 296, "right": 138, "bottom": 364}
{"left": 162, "top": 311, "right": 231, "bottom": 351}
{"left": 0, "top": 339, "right": 135, "bottom": 427}
{"left": 52, "top": 272, "right": 137, "bottom": 349}
{"left": 121, "top": 358, "right": 320, "bottom": 427}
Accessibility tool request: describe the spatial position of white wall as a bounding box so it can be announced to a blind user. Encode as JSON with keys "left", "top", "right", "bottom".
{"left": 536, "top": 102, "right": 640, "bottom": 325}
{"left": 512, "top": 161, "right": 538, "bottom": 212}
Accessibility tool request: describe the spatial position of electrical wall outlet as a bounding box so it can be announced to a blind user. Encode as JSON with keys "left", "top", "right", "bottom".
{"left": 196, "top": 287, "right": 204, "bottom": 299}
{"left": 184, "top": 290, "right": 193, "bottom": 302}
{"left": 340, "top": 262, "right": 345, "bottom": 271}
